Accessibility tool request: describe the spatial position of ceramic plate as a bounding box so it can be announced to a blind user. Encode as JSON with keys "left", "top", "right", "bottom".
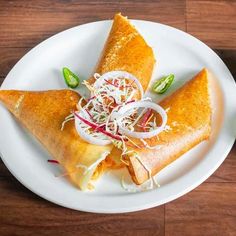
{"left": 0, "top": 20, "right": 235, "bottom": 213}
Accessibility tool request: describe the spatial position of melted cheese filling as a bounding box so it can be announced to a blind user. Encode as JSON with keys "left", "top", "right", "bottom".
{"left": 91, "top": 156, "right": 125, "bottom": 180}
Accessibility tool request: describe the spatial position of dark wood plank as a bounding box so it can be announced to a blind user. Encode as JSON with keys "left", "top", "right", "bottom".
{"left": 0, "top": 177, "right": 164, "bottom": 236}
{"left": 165, "top": 183, "right": 236, "bottom": 236}
{"left": 0, "top": 47, "right": 30, "bottom": 78}
{"left": 0, "top": 77, "right": 4, "bottom": 85}
{"left": 0, "top": 161, "right": 12, "bottom": 177}
{"left": 186, "top": 0, "right": 236, "bottom": 49}
{"left": 215, "top": 49, "right": 236, "bottom": 78}
{"left": 0, "top": 0, "right": 185, "bottom": 48}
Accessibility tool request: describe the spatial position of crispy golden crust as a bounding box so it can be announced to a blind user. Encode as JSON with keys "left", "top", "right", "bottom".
{"left": 0, "top": 90, "right": 112, "bottom": 190}
{"left": 127, "top": 69, "right": 212, "bottom": 184}
{"left": 90, "top": 13, "right": 155, "bottom": 163}
{"left": 89, "top": 13, "right": 155, "bottom": 91}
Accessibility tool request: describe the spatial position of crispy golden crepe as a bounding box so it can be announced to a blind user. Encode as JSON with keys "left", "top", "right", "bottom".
{"left": 127, "top": 69, "right": 212, "bottom": 185}
{"left": 88, "top": 13, "right": 155, "bottom": 164}
{"left": 88, "top": 13, "right": 155, "bottom": 91}
{"left": 0, "top": 90, "right": 112, "bottom": 190}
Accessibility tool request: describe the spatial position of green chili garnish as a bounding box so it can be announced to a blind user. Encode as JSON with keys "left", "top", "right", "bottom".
{"left": 152, "top": 74, "right": 174, "bottom": 94}
{"left": 62, "top": 67, "right": 80, "bottom": 88}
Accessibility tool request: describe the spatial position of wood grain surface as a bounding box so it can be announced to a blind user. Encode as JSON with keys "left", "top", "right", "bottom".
{"left": 0, "top": 1, "right": 235, "bottom": 236}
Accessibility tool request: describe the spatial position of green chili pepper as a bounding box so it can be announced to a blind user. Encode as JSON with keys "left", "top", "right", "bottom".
{"left": 152, "top": 74, "right": 174, "bottom": 94}
{"left": 62, "top": 67, "right": 80, "bottom": 88}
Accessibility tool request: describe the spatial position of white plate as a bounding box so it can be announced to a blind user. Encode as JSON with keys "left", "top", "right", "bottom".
{"left": 0, "top": 20, "right": 235, "bottom": 213}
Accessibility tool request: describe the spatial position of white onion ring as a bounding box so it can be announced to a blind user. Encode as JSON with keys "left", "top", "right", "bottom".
{"left": 93, "top": 71, "right": 144, "bottom": 99}
{"left": 114, "top": 101, "right": 167, "bottom": 139}
{"left": 75, "top": 110, "right": 112, "bottom": 146}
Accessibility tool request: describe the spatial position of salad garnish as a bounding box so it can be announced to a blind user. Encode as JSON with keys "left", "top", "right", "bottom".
{"left": 71, "top": 71, "right": 168, "bottom": 147}
{"left": 47, "top": 159, "right": 59, "bottom": 164}
{"left": 61, "top": 70, "right": 169, "bottom": 190}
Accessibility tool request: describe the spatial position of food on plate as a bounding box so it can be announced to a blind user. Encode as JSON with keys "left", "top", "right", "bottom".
{"left": 81, "top": 12, "right": 156, "bottom": 173}
{"left": 85, "top": 13, "right": 155, "bottom": 166}
{"left": 77, "top": 68, "right": 211, "bottom": 190}
{"left": 0, "top": 90, "right": 113, "bottom": 190}
{"left": 88, "top": 13, "right": 155, "bottom": 91}
{"left": 152, "top": 74, "right": 175, "bottom": 94}
{"left": 0, "top": 12, "right": 212, "bottom": 192}
{"left": 62, "top": 67, "right": 80, "bottom": 88}
{"left": 126, "top": 69, "right": 212, "bottom": 185}
{"left": 0, "top": 13, "right": 156, "bottom": 190}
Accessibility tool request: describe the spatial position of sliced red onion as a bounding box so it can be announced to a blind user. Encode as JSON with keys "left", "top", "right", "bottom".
{"left": 115, "top": 101, "right": 167, "bottom": 139}
{"left": 93, "top": 71, "right": 144, "bottom": 98}
{"left": 74, "top": 111, "right": 112, "bottom": 146}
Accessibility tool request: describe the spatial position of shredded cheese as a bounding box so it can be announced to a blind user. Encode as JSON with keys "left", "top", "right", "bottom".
{"left": 14, "top": 94, "right": 25, "bottom": 113}
{"left": 61, "top": 113, "right": 74, "bottom": 131}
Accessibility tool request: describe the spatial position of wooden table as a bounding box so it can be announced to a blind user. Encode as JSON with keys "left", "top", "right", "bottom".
{"left": 0, "top": 1, "right": 235, "bottom": 235}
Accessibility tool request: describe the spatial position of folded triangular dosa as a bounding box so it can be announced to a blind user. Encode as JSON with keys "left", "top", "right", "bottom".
{"left": 88, "top": 13, "right": 155, "bottom": 165}
{"left": 0, "top": 90, "right": 113, "bottom": 190}
{"left": 88, "top": 13, "right": 155, "bottom": 90}
{"left": 126, "top": 69, "right": 212, "bottom": 185}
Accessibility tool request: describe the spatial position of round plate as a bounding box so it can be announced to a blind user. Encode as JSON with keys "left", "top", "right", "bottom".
{"left": 0, "top": 20, "right": 235, "bottom": 213}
